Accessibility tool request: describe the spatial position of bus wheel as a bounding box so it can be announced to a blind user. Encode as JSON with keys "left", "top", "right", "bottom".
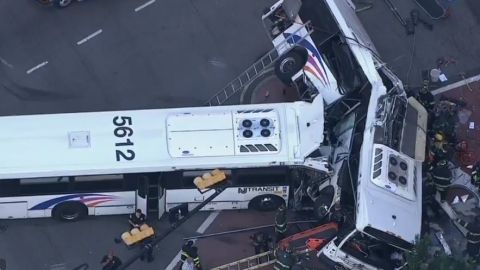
{"left": 53, "top": 201, "right": 88, "bottom": 221}
{"left": 249, "top": 195, "right": 284, "bottom": 212}
{"left": 54, "top": 0, "right": 72, "bottom": 8}
{"left": 274, "top": 47, "right": 308, "bottom": 83}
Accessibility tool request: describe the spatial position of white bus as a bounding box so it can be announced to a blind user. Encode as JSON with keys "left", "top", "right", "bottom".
{"left": 0, "top": 97, "right": 331, "bottom": 221}
{"left": 261, "top": 0, "right": 428, "bottom": 269}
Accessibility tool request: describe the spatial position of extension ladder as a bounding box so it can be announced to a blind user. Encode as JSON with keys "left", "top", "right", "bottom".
{"left": 211, "top": 251, "right": 275, "bottom": 270}
{"left": 204, "top": 21, "right": 314, "bottom": 106}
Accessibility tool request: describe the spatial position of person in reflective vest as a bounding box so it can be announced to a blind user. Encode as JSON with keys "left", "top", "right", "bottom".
{"left": 274, "top": 245, "right": 295, "bottom": 270}
{"left": 275, "top": 204, "right": 288, "bottom": 242}
{"left": 180, "top": 240, "right": 201, "bottom": 270}
{"left": 430, "top": 159, "right": 452, "bottom": 202}
{"left": 456, "top": 216, "right": 480, "bottom": 263}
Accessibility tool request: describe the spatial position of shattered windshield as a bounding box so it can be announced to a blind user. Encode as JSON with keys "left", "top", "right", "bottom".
{"left": 375, "top": 93, "right": 407, "bottom": 151}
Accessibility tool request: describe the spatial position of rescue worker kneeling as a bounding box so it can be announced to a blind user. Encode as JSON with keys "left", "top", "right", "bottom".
{"left": 180, "top": 240, "right": 202, "bottom": 270}
{"left": 274, "top": 244, "right": 296, "bottom": 270}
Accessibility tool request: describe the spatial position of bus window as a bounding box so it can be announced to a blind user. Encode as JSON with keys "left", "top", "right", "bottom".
{"left": 235, "top": 167, "right": 288, "bottom": 185}
{"left": 73, "top": 175, "right": 124, "bottom": 192}
{"left": 0, "top": 179, "right": 20, "bottom": 197}
{"left": 19, "top": 177, "right": 70, "bottom": 195}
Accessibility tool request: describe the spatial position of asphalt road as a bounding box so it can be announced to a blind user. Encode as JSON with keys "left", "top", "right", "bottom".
{"left": 0, "top": 212, "right": 213, "bottom": 270}
{"left": 0, "top": 0, "right": 275, "bottom": 116}
{"left": 356, "top": 0, "right": 480, "bottom": 90}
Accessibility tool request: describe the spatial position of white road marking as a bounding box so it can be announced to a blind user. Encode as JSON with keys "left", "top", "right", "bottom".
{"left": 165, "top": 211, "right": 220, "bottom": 270}
{"left": 0, "top": 56, "right": 13, "bottom": 68}
{"left": 432, "top": 73, "right": 480, "bottom": 95}
{"left": 76, "top": 29, "right": 103, "bottom": 45}
{"left": 26, "top": 61, "right": 48, "bottom": 74}
{"left": 196, "top": 210, "right": 220, "bottom": 234}
{"left": 135, "top": 0, "right": 155, "bottom": 12}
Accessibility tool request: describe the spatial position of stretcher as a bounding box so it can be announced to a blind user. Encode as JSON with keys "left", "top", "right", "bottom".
{"left": 193, "top": 169, "right": 227, "bottom": 192}
{"left": 121, "top": 224, "right": 155, "bottom": 246}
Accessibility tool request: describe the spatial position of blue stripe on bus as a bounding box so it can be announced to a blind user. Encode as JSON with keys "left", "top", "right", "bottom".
{"left": 29, "top": 194, "right": 113, "bottom": 210}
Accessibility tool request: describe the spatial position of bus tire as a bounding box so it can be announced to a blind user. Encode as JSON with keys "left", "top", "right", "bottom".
{"left": 274, "top": 47, "right": 308, "bottom": 83}
{"left": 52, "top": 201, "right": 88, "bottom": 221}
{"left": 54, "top": 0, "right": 72, "bottom": 8}
{"left": 248, "top": 194, "right": 284, "bottom": 212}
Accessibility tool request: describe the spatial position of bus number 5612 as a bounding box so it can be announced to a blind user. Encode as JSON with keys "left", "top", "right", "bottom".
{"left": 113, "top": 116, "right": 135, "bottom": 161}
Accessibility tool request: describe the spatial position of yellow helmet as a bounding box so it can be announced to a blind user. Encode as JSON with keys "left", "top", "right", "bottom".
{"left": 435, "top": 133, "right": 444, "bottom": 141}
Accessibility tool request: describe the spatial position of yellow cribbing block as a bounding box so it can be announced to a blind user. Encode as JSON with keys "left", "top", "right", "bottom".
{"left": 122, "top": 225, "right": 155, "bottom": 246}
{"left": 194, "top": 169, "right": 226, "bottom": 190}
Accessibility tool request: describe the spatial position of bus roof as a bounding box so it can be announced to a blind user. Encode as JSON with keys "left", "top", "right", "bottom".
{"left": 356, "top": 144, "right": 422, "bottom": 250}
{"left": 0, "top": 98, "right": 324, "bottom": 179}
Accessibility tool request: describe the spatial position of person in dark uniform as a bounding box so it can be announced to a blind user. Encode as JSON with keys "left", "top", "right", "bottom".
{"left": 129, "top": 209, "right": 146, "bottom": 229}
{"left": 429, "top": 132, "right": 450, "bottom": 162}
{"left": 101, "top": 251, "right": 122, "bottom": 270}
{"left": 430, "top": 159, "right": 452, "bottom": 202}
{"left": 139, "top": 237, "right": 154, "bottom": 263}
{"left": 180, "top": 240, "right": 202, "bottom": 270}
{"left": 456, "top": 216, "right": 480, "bottom": 263}
{"left": 328, "top": 201, "right": 346, "bottom": 231}
{"left": 469, "top": 162, "right": 480, "bottom": 191}
{"left": 251, "top": 231, "right": 272, "bottom": 255}
{"left": 421, "top": 177, "right": 441, "bottom": 235}
{"left": 273, "top": 244, "right": 296, "bottom": 270}
{"left": 275, "top": 204, "right": 288, "bottom": 243}
{"left": 416, "top": 83, "right": 435, "bottom": 114}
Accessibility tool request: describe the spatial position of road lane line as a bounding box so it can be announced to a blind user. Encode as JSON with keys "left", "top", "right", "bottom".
{"left": 165, "top": 211, "right": 220, "bottom": 270}
{"left": 432, "top": 73, "right": 480, "bottom": 95}
{"left": 196, "top": 211, "right": 220, "bottom": 234}
{"left": 26, "top": 61, "right": 48, "bottom": 74}
{"left": 135, "top": 0, "right": 155, "bottom": 12}
{"left": 0, "top": 56, "right": 13, "bottom": 68}
{"left": 76, "top": 29, "right": 103, "bottom": 45}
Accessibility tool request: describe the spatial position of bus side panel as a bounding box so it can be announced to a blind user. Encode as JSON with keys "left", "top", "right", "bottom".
{"left": 0, "top": 191, "right": 137, "bottom": 219}
{"left": 0, "top": 201, "right": 27, "bottom": 219}
{"left": 165, "top": 185, "right": 289, "bottom": 211}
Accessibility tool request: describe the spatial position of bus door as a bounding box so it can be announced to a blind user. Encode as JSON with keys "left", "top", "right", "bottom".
{"left": 136, "top": 175, "right": 148, "bottom": 215}
{"left": 140, "top": 173, "right": 167, "bottom": 220}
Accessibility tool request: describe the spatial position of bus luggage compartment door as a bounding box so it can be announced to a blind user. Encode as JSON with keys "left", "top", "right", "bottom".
{"left": 0, "top": 201, "right": 27, "bottom": 219}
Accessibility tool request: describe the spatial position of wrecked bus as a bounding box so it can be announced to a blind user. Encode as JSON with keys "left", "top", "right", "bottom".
{"left": 261, "top": 0, "right": 427, "bottom": 268}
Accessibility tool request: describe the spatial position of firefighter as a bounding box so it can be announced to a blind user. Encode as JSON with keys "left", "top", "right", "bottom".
{"left": 101, "top": 251, "right": 122, "bottom": 270}
{"left": 416, "top": 83, "right": 435, "bottom": 114}
{"left": 328, "top": 201, "right": 346, "bottom": 230}
{"left": 430, "top": 159, "right": 452, "bottom": 202}
{"left": 250, "top": 231, "right": 272, "bottom": 254}
{"left": 468, "top": 162, "right": 480, "bottom": 190}
{"left": 429, "top": 132, "right": 449, "bottom": 161}
{"left": 273, "top": 244, "right": 296, "bottom": 270}
{"left": 180, "top": 240, "right": 202, "bottom": 270}
{"left": 275, "top": 204, "right": 288, "bottom": 243}
{"left": 421, "top": 177, "right": 441, "bottom": 235}
{"left": 139, "top": 237, "right": 154, "bottom": 263}
{"left": 456, "top": 216, "right": 480, "bottom": 263}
